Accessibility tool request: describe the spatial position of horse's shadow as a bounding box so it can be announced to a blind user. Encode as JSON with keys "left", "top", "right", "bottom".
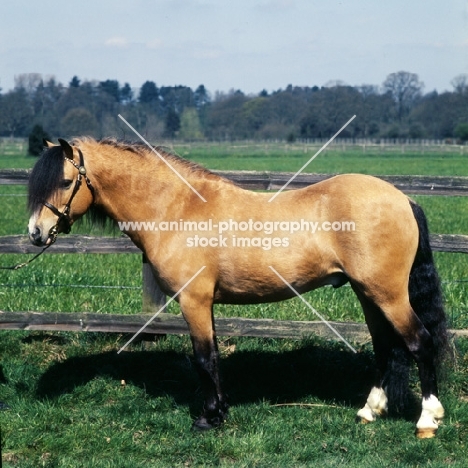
{"left": 36, "top": 340, "right": 379, "bottom": 418}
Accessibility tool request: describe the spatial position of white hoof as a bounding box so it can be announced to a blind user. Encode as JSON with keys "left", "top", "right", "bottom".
{"left": 416, "top": 395, "right": 444, "bottom": 438}
{"left": 357, "top": 387, "right": 388, "bottom": 423}
{"left": 357, "top": 403, "right": 376, "bottom": 423}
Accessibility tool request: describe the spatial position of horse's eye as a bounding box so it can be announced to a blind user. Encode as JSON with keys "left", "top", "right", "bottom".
{"left": 60, "top": 179, "right": 73, "bottom": 190}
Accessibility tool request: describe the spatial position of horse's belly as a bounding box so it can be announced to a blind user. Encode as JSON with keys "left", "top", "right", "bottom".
{"left": 213, "top": 272, "right": 347, "bottom": 304}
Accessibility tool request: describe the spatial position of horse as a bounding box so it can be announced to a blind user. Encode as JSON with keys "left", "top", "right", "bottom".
{"left": 27, "top": 137, "right": 448, "bottom": 438}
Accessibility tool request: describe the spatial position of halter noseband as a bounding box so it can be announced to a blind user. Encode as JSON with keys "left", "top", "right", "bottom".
{"left": 43, "top": 148, "right": 94, "bottom": 242}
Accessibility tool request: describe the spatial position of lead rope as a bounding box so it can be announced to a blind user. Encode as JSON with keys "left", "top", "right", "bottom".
{"left": 0, "top": 240, "right": 55, "bottom": 271}
{"left": 0, "top": 224, "right": 59, "bottom": 270}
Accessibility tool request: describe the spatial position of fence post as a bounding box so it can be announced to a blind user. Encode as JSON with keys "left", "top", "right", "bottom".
{"left": 142, "top": 254, "right": 166, "bottom": 314}
{"left": 140, "top": 254, "right": 167, "bottom": 341}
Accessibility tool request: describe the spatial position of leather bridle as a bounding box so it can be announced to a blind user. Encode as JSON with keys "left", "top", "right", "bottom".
{"left": 43, "top": 148, "right": 95, "bottom": 243}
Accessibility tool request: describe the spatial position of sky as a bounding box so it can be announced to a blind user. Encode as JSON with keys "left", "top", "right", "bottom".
{"left": 1, "top": 0, "right": 467, "bottom": 96}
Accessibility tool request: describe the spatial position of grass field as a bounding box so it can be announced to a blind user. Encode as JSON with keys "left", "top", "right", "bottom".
{"left": 0, "top": 332, "right": 467, "bottom": 467}
{"left": 1, "top": 141, "right": 468, "bottom": 466}
{"left": 179, "top": 142, "right": 468, "bottom": 176}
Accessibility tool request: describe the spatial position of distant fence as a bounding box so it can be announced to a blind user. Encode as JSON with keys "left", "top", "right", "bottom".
{"left": 214, "top": 138, "right": 468, "bottom": 154}
{"left": 0, "top": 138, "right": 26, "bottom": 155}
{"left": 1, "top": 168, "right": 467, "bottom": 341}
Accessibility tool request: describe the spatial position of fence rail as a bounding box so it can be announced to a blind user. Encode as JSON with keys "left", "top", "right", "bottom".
{"left": 1, "top": 234, "right": 468, "bottom": 255}
{"left": 0, "top": 311, "right": 466, "bottom": 342}
{"left": 0, "top": 310, "right": 370, "bottom": 340}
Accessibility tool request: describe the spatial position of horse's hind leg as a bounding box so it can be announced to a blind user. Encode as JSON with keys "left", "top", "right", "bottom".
{"left": 355, "top": 294, "right": 397, "bottom": 423}
{"left": 402, "top": 314, "right": 445, "bottom": 438}
{"left": 179, "top": 294, "right": 228, "bottom": 430}
{"left": 384, "top": 303, "right": 444, "bottom": 437}
{"left": 357, "top": 290, "right": 444, "bottom": 437}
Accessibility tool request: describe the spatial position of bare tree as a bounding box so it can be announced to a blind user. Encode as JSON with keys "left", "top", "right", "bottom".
{"left": 382, "top": 71, "right": 424, "bottom": 122}
{"left": 14, "top": 73, "right": 43, "bottom": 96}
{"left": 451, "top": 74, "right": 468, "bottom": 94}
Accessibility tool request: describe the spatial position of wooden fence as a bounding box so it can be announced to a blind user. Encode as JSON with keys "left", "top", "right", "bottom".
{"left": 1, "top": 169, "right": 467, "bottom": 342}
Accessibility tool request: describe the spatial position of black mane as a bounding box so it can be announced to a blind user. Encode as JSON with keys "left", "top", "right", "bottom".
{"left": 28, "top": 146, "right": 64, "bottom": 214}
{"left": 28, "top": 143, "right": 111, "bottom": 230}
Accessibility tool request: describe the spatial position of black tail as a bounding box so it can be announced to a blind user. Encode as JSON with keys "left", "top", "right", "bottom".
{"left": 408, "top": 201, "right": 448, "bottom": 364}
{"left": 385, "top": 200, "right": 448, "bottom": 413}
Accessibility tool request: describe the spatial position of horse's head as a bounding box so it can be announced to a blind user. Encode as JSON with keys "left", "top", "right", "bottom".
{"left": 28, "top": 138, "right": 94, "bottom": 246}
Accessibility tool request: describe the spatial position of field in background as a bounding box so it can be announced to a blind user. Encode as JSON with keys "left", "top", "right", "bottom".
{"left": 1, "top": 140, "right": 467, "bottom": 466}
{"left": 178, "top": 140, "right": 468, "bottom": 176}
{"left": 2, "top": 138, "right": 468, "bottom": 174}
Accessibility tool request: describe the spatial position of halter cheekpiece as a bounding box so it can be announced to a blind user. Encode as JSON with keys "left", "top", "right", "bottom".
{"left": 43, "top": 148, "right": 94, "bottom": 242}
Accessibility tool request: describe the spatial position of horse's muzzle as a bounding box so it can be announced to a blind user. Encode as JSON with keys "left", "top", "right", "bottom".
{"left": 29, "top": 226, "right": 44, "bottom": 246}
{"left": 29, "top": 225, "right": 57, "bottom": 247}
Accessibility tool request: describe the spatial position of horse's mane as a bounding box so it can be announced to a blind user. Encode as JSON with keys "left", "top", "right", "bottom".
{"left": 79, "top": 137, "right": 221, "bottom": 180}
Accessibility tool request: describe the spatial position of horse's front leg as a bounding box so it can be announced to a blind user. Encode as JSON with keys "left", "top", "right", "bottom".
{"left": 179, "top": 293, "right": 228, "bottom": 430}
{"left": 190, "top": 331, "right": 228, "bottom": 430}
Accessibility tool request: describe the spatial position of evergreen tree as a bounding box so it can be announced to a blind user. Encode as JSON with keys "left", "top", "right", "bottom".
{"left": 120, "top": 83, "right": 134, "bottom": 104}
{"left": 139, "top": 81, "right": 159, "bottom": 104}
{"left": 28, "top": 124, "right": 51, "bottom": 156}
{"left": 164, "top": 108, "right": 180, "bottom": 138}
{"left": 99, "top": 80, "right": 121, "bottom": 102}
{"left": 69, "top": 76, "right": 81, "bottom": 88}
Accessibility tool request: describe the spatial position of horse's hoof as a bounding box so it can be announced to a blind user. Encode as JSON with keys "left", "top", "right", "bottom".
{"left": 191, "top": 414, "right": 223, "bottom": 431}
{"left": 356, "top": 405, "right": 376, "bottom": 424}
{"left": 357, "top": 416, "right": 372, "bottom": 424}
{"left": 192, "top": 422, "right": 212, "bottom": 431}
{"left": 192, "top": 418, "right": 214, "bottom": 431}
{"left": 416, "top": 428, "right": 437, "bottom": 439}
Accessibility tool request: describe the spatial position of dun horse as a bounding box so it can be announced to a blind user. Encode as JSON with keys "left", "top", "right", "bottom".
{"left": 28, "top": 138, "right": 448, "bottom": 438}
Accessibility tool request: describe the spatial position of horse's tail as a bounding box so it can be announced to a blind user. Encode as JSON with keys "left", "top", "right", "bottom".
{"left": 407, "top": 201, "right": 448, "bottom": 364}
{"left": 385, "top": 200, "right": 448, "bottom": 413}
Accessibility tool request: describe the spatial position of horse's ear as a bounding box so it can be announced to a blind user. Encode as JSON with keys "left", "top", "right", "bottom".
{"left": 43, "top": 139, "right": 55, "bottom": 148}
{"left": 58, "top": 138, "right": 74, "bottom": 160}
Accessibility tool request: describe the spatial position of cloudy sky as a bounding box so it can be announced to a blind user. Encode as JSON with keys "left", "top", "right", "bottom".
{"left": 1, "top": 0, "right": 467, "bottom": 95}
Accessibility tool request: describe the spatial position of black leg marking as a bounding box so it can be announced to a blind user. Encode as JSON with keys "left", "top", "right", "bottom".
{"left": 404, "top": 325, "right": 438, "bottom": 399}
{"left": 191, "top": 337, "right": 228, "bottom": 431}
{"left": 352, "top": 287, "right": 413, "bottom": 415}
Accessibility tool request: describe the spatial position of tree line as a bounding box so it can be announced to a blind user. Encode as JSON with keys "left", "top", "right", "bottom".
{"left": 1, "top": 71, "right": 468, "bottom": 146}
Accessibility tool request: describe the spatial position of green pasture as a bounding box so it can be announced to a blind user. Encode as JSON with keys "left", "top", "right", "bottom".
{"left": 178, "top": 142, "right": 468, "bottom": 176}
{"left": 1, "top": 142, "right": 468, "bottom": 466}
{"left": 0, "top": 331, "right": 467, "bottom": 467}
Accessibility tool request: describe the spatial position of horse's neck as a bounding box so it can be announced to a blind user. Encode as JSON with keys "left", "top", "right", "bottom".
{"left": 87, "top": 145, "right": 186, "bottom": 223}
